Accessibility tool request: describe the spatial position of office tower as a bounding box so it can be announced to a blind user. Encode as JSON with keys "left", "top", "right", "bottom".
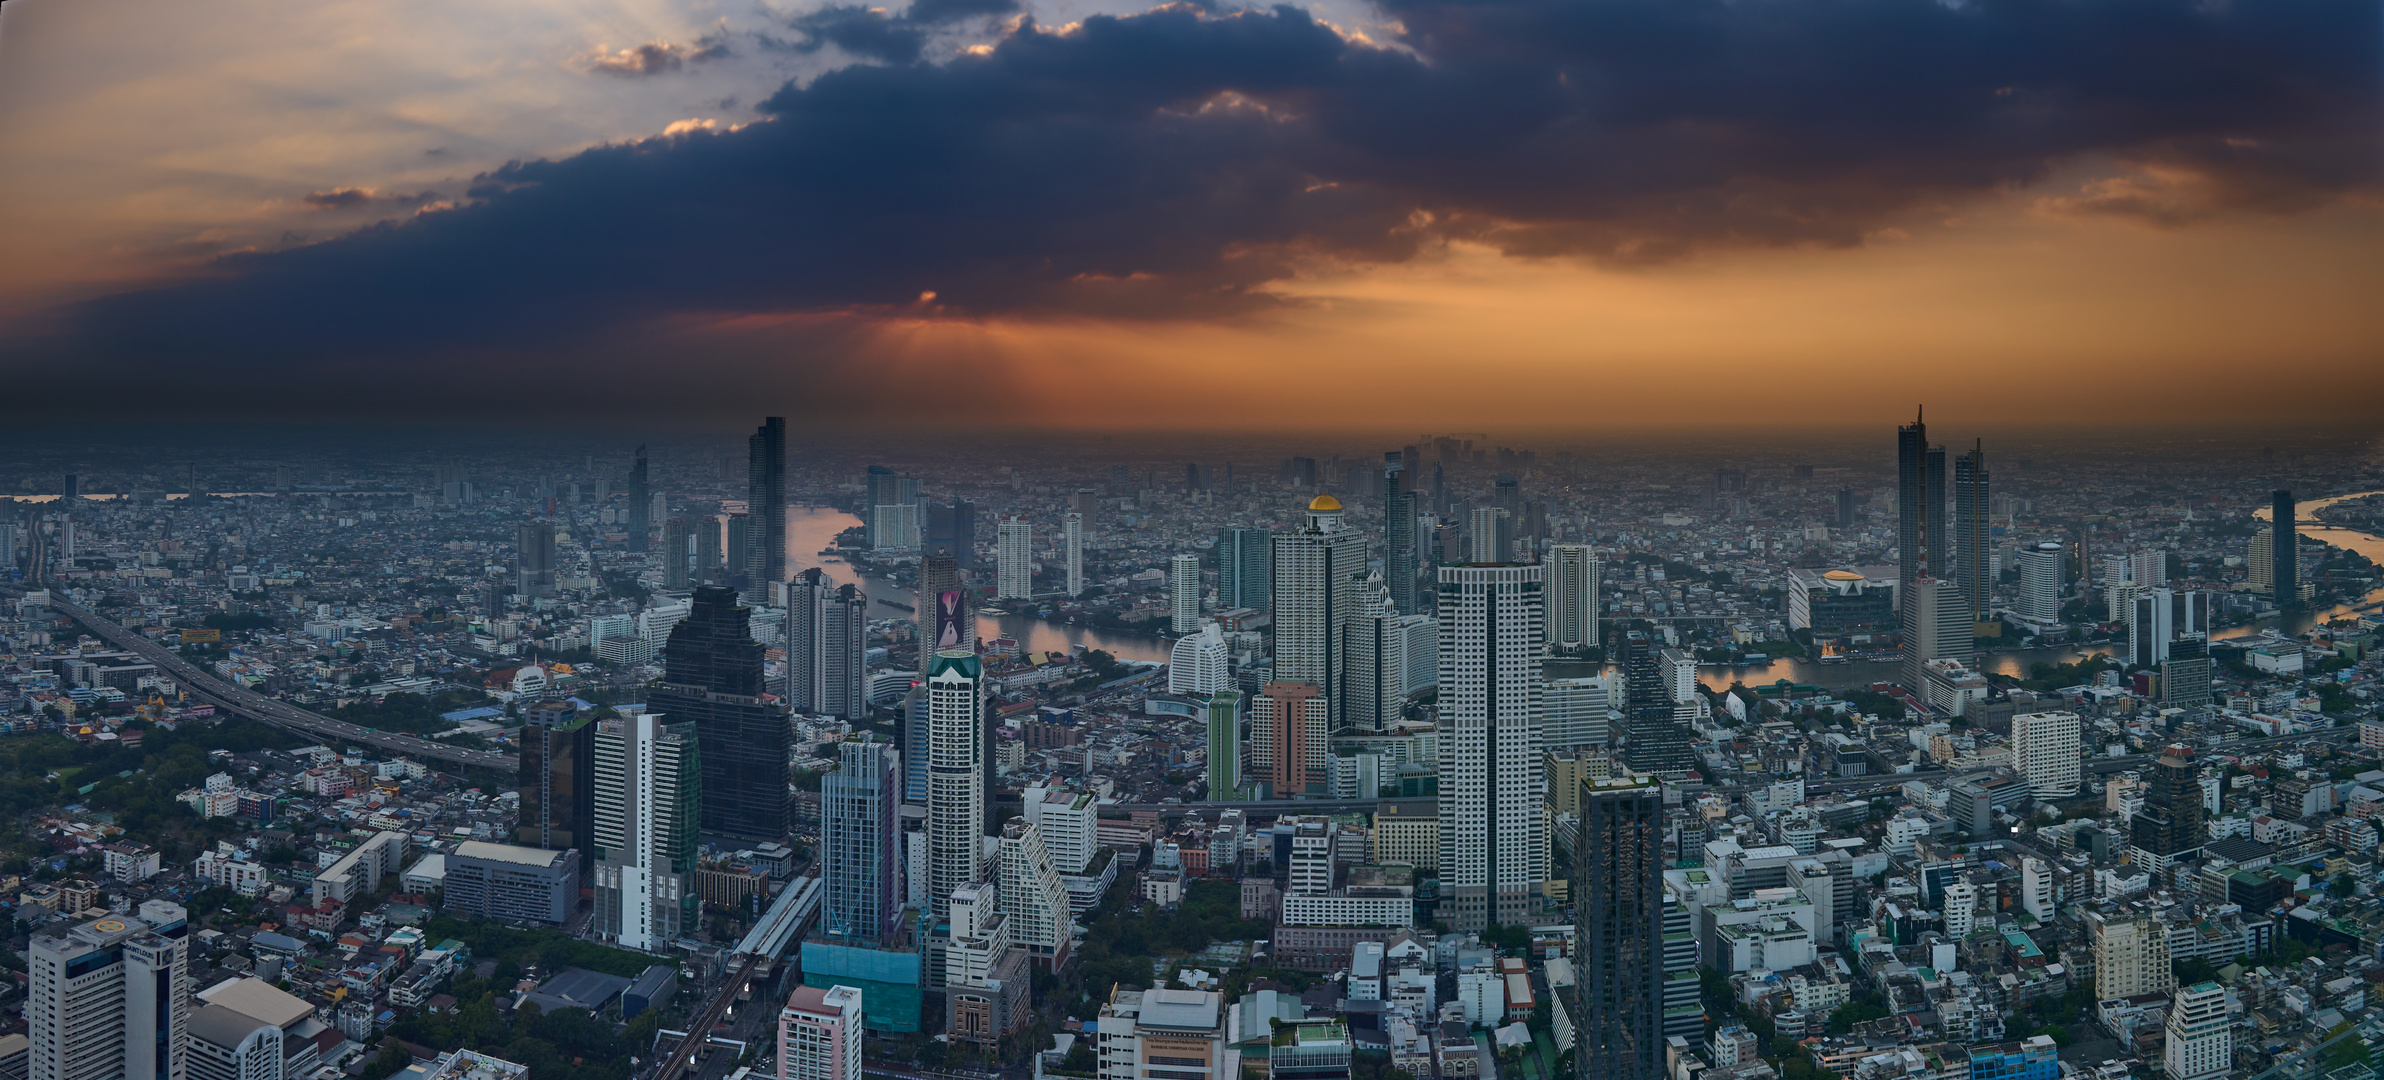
{"left": 698, "top": 517, "right": 725, "bottom": 584}
{"left": 2015, "top": 541, "right": 2063, "bottom": 628}
{"left": 2129, "top": 744, "right": 2204, "bottom": 872}
{"left": 628, "top": 445, "right": 650, "bottom": 551}
{"left": 925, "top": 500, "right": 977, "bottom": 569}
{"left": 996, "top": 821, "right": 1073, "bottom": 970}
{"left": 2161, "top": 637, "right": 2212, "bottom": 707}
{"left": 2088, "top": 911, "right": 2175, "bottom": 999}
{"left": 2010, "top": 710, "right": 2082, "bottom": 798}
{"left": 1064, "top": 514, "right": 1085, "bottom": 597}
{"left": 821, "top": 735, "right": 903, "bottom": 946}
{"left": 1834, "top": 488, "right": 1856, "bottom": 529}
{"left": 926, "top": 652, "right": 987, "bottom": 922}
{"left": 1250, "top": 681, "right": 1328, "bottom": 797}
{"left": 1618, "top": 631, "right": 1692, "bottom": 774}
{"left": 1544, "top": 544, "right": 1598, "bottom": 652}
{"left": 1215, "top": 527, "right": 1272, "bottom": 611}
{"left": 787, "top": 568, "right": 831, "bottom": 706}
{"left": 1167, "top": 623, "right": 1229, "bottom": 696}
{"left": 902, "top": 688, "right": 930, "bottom": 803}
{"left": 516, "top": 703, "right": 596, "bottom": 854}
{"left": 1545, "top": 675, "right": 1617, "bottom": 749}
{"left": 2248, "top": 527, "right": 2275, "bottom": 592}
{"left": 943, "top": 881, "right": 1028, "bottom": 1043}
{"left": 1021, "top": 785, "right": 1100, "bottom": 876}
{"left": 1343, "top": 574, "right": 1407, "bottom": 733}
{"left": 2272, "top": 489, "right": 2298, "bottom": 605}
{"left": 1272, "top": 495, "right": 1368, "bottom": 727}
{"left": 1900, "top": 578, "right": 1974, "bottom": 701}
{"left": 2165, "top": 982, "right": 2231, "bottom": 1080}
{"left": 662, "top": 518, "right": 694, "bottom": 590}
{"left": 996, "top": 518, "right": 1033, "bottom": 599}
{"left": 62, "top": 472, "right": 80, "bottom": 501}
{"left": 1575, "top": 776, "right": 1662, "bottom": 1080}
{"left": 1072, "top": 488, "right": 1098, "bottom": 518}
{"left": 1660, "top": 887, "right": 1702, "bottom": 1041}
{"left": 1436, "top": 561, "right": 1547, "bottom": 930}
{"left": 2129, "top": 588, "right": 2210, "bottom": 668}
{"left": 29, "top": 902, "right": 190, "bottom": 1080}
{"left": 652, "top": 586, "right": 789, "bottom": 842}
{"left": 1492, "top": 476, "right": 1521, "bottom": 553}
{"left": 1466, "top": 506, "right": 1511, "bottom": 564}
{"left": 873, "top": 502, "right": 922, "bottom": 553}
{"left": 1170, "top": 553, "right": 1201, "bottom": 632}
{"left": 778, "top": 985, "right": 863, "bottom": 1080}
{"left": 1896, "top": 409, "right": 1947, "bottom": 591}
{"left": 918, "top": 550, "right": 973, "bottom": 676}
{"left": 1382, "top": 452, "right": 1418, "bottom": 613}
{"left": 593, "top": 711, "right": 700, "bottom": 949}
{"left": 1951, "top": 441, "right": 1990, "bottom": 622}
{"left": 726, "top": 514, "right": 752, "bottom": 587}
{"left": 515, "top": 519, "right": 557, "bottom": 599}
{"left": 812, "top": 583, "right": 869, "bottom": 720}
{"left": 1205, "top": 691, "right": 1244, "bottom": 800}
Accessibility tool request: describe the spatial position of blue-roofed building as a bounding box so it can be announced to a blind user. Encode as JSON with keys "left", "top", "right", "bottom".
{"left": 1969, "top": 1036, "right": 2059, "bottom": 1080}
{"left": 439, "top": 706, "right": 506, "bottom": 725}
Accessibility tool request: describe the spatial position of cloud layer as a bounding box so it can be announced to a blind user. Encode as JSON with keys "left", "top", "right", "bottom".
{"left": 44, "top": 0, "right": 2384, "bottom": 361}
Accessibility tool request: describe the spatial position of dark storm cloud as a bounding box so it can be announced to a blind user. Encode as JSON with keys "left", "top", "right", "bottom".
{"left": 584, "top": 36, "right": 732, "bottom": 76}
{"left": 45, "top": 0, "right": 2384, "bottom": 359}
{"left": 781, "top": 0, "right": 1023, "bottom": 65}
{"left": 300, "top": 187, "right": 441, "bottom": 209}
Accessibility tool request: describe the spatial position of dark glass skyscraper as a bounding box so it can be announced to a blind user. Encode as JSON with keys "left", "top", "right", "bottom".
{"left": 627, "top": 444, "right": 650, "bottom": 552}
{"left": 821, "top": 734, "right": 903, "bottom": 946}
{"left": 2129, "top": 744, "right": 2204, "bottom": 868}
{"left": 1952, "top": 441, "right": 1990, "bottom": 622}
{"left": 1576, "top": 776, "right": 1663, "bottom": 1080}
{"left": 1216, "top": 526, "right": 1273, "bottom": 611}
{"left": 517, "top": 701, "right": 595, "bottom": 863}
{"left": 746, "top": 417, "right": 786, "bottom": 601}
{"left": 653, "top": 585, "right": 789, "bottom": 842}
{"left": 1381, "top": 452, "right": 1417, "bottom": 614}
{"left": 2273, "top": 489, "right": 2297, "bottom": 606}
{"left": 1897, "top": 409, "right": 1948, "bottom": 591}
{"left": 1619, "top": 630, "right": 1691, "bottom": 774}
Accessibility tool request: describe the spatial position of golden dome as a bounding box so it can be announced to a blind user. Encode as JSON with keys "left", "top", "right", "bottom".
{"left": 1822, "top": 570, "right": 1864, "bottom": 581}
{"left": 1308, "top": 494, "right": 1343, "bottom": 512}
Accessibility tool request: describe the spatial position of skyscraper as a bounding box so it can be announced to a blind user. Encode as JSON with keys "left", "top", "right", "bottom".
{"left": 2010, "top": 710, "right": 2081, "bottom": 798}
{"left": 996, "top": 517, "right": 1032, "bottom": 600}
{"left": 1896, "top": 409, "right": 1947, "bottom": 591}
{"left": 820, "top": 735, "right": 903, "bottom": 947}
{"left": 698, "top": 516, "right": 724, "bottom": 584}
{"left": 918, "top": 550, "right": 973, "bottom": 676}
{"left": 1575, "top": 776, "right": 1662, "bottom": 1080}
{"left": 1381, "top": 452, "right": 1418, "bottom": 613}
{"left": 1205, "top": 690, "right": 1243, "bottom": 800}
{"left": 1215, "top": 527, "right": 1272, "bottom": 611}
{"left": 1249, "top": 681, "right": 1327, "bottom": 797}
{"left": 1900, "top": 577, "right": 1974, "bottom": 701}
{"left": 2129, "top": 743, "right": 2204, "bottom": 873}
{"left": 662, "top": 518, "right": 693, "bottom": 590}
{"left": 1467, "top": 506, "right": 1511, "bottom": 564}
{"left": 1544, "top": 544, "right": 1598, "bottom": 652}
{"left": 925, "top": 500, "right": 976, "bottom": 569}
{"left": 29, "top": 902, "right": 190, "bottom": 1080}
{"left": 2015, "top": 541, "right": 2063, "bottom": 629}
{"left": 1170, "top": 553, "right": 1202, "bottom": 633}
{"left": 515, "top": 519, "right": 556, "bottom": 599}
{"left": 2161, "top": 636, "right": 2213, "bottom": 707}
{"left": 1436, "top": 561, "right": 1547, "bottom": 931}
{"left": 1273, "top": 495, "right": 1367, "bottom": 728}
{"left": 1344, "top": 574, "right": 1407, "bottom": 733}
{"left": 996, "top": 820, "right": 1073, "bottom": 970}
{"left": 517, "top": 702, "right": 596, "bottom": 855}
{"left": 1064, "top": 514, "right": 1085, "bottom": 597}
{"left": 1168, "top": 623, "right": 1230, "bottom": 696}
{"left": 2272, "top": 489, "right": 2298, "bottom": 606}
{"left": 2165, "top": 982, "right": 2230, "bottom": 1080}
{"left": 926, "top": 651, "right": 987, "bottom": 923}
{"left": 627, "top": 445, "right": 650, "bottom": 552}
{"left": 593, "top": 710, "right": 699, "bottom": 950}
{"left": 1952, "top": 441, "right": 1990, "bottom": 622}
{"left": 747, "top": 418, "right": 787, "bottom": 601}
{"left": 652, "top": 585, "right": 788, "bottom": 842}
{"left": 1618, "top": 631, "right": 1691, "bottom": 774}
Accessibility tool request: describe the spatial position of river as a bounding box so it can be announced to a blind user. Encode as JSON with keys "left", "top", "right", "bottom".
{"left": 782, "top": 505, "right": 1174, "bottom": 663}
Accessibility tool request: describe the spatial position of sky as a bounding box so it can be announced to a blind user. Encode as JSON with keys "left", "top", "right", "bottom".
{"left": 0, "top": 0, "right": 2377, "bottom": 430}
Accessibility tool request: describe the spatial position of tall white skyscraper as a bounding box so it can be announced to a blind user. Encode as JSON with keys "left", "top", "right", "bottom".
{"left": 2016, "top": 541, "right": 2065, "bottom": 629}
{"left": 2011, "top": 710, "right": 2082, "bottom": 798}
{"left": 592, "top": 710, "right": 699, "bottom": 950}
{"left": 1064, "top": 513, "right": 1085, "bottom": 597}
{"left": 778, "top": 985, "right": 863, "bottom": 1080}
{"left": 1467, "top": 506, "right": 1510, "bottom": 564}
{"left": 1900, "top": 578, "right": 1973, "bottom": 701}
{"left": 29, "top": 901, "right": 191, "bottom": 1080}
{"left": 1167, "top": 622, "right": 1230, "bottom": 696}
{"left": 1170, "top": 553, "right": 1201, "bottom": 633}
{"left": 1435, "top": 562, "right": 1547, "bottom": 931}
{"left": 996, "top": 517, "right": 1033, "bottom": 600}
{"left": 996, "top": 820, "right": 1074, "bottom": 970}
{"left": 1544, "top": 544, "right": 1599, "bottom": 652}
{"left": 1272, "top": 495, "right": 1368, "bottom": 728}
{"left": 2164, "top": 982, "right": 2230, "bottom": 1080}
{"left": 926, "top": 651, "right": 987, "bottom": 922}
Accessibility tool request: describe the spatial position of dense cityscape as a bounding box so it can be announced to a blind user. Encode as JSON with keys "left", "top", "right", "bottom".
{"left": 0, "top": 418, "right": 2380, "bottom": 1080}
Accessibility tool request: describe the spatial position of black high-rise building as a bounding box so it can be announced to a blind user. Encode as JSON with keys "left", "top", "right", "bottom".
{"left": 926, "top": 500, "right": 977, "bottom": 569}
{"left": 1576, "top": 775, "right": 1663, "bottom": 1080}
{"left": 517, "top": 701, "right": 596, "bottom": 879}
{"left": 2273, "top": 489, "right": 2298, "bottom": 606}
{"left": 627, "top": 445, "right": 650, "bottom": 552}
{"left": 1381, "top": 452, "right": 1417, "bottom": 614}
{"left": 1619, "top": 630, "right": 1692, "bottom": 774}
{"left": 2129, "top": 743, "right": 2203, "bottom": 869}
{"left": 746, "top": 418, "right": 787, "bottom": 602}
{"left": 655, "top": 585, "right": 789, "bottom": 842}
{"left": 1897, "top": 409, "right": 1948, "bottom": 593}
{"left": 1835, "top": 488, "right": 1857, "bottom": 529}
{"left": 1952, "top": 441, "right": 1990, "bottom": 622}
{"left": 515, "top": 519, "right": 557, "bottom": 599}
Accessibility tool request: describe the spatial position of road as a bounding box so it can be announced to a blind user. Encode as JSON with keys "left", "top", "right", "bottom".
{"left": 37, "top": 592, "right": 517, "bottom": 771}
